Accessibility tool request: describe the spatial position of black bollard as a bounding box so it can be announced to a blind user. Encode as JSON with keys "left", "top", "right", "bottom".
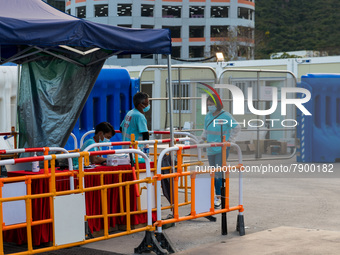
{"left": 221, "top": 178, "right": 227, "bottom": 235}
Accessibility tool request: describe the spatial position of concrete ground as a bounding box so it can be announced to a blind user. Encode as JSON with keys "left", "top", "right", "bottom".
{"left": 84, "top": 157, "right": 340, "bottom": 254}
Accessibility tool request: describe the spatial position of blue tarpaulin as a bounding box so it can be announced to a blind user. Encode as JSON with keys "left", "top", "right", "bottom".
{"left": 0, "top": 0, "right": 172, "bottom": 148}
{"left": 0, "top": 0, "right": 171, "bottom": 64}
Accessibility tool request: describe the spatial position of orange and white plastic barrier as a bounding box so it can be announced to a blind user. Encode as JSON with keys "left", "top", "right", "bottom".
{"left": 0, "top": 136, "right": 244, "bottom": 255}
{"left": 0, "top": 146, "right": 75, "bottom": 190}
{"left": 0, "top": 148, "right": 154, "bottom": 255}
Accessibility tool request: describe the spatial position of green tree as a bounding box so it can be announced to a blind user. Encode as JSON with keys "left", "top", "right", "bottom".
{"left": 255, "top": 0, "right": 340, "bottom": 58}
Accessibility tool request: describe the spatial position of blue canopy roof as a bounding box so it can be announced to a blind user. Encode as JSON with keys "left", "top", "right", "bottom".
{"left": 0, "top": 0, "right": 172, "bottom": 149}
{"left": 0, "top": 0, "right": 171, "bottom": 65}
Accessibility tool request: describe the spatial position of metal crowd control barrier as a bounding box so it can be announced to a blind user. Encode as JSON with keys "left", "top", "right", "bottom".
{"left": 0, "top": 128, "right": 18, "bottom": 147}
{"left": 0, "top": 138, "right": 243, "bottom": 254}
{"left": 0, "top": 127, "right": 18, "bottom": 160}
{"left": 218, "top": 69, "right": 298, "bottom": 161}
{"left": 0, "top": 147, "right": 73, "bottom": 170}
{"left": 79, "top": 130, "right": 201, "bottom": 174}
{"left": 0, "top": 148, "right": 153, "bottom": 255}
{"left": 150, "top": 131, "right": 199, "bottom": 142}
{"left": 83, "top": 136, "right": 200, "bottom": 212}
{"left": 69, "top": 133, "right": 78, "bottom": 150}
{"left": 79, "top": 130, "right": 198, "bottom": 148}
{"left": 0, "top": 147, "right": 75, "bottom": 190}
{"left": 79, "top": 129, "right": 123, "bottom": 148}
{"left": 0, "top": 129, "right": 78, "bottom": 155}
{"left": 135, "top": 141, "right": 245, "bottom": 255}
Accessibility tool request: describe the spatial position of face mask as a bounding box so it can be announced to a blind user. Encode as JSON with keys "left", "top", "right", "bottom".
{"left": 100, "top": 136, "right": 110, "bottom": 143}
{"left": 208, "top": 105, "right": 217, "bottom": 113}
{"left": 143, "top": 105, "right": 150, "bottom": 112}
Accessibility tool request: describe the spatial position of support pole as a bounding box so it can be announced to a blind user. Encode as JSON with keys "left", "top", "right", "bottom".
{"left": 237, "top": 160, "right": 245, "bottom": 236}
{"left": 135, "top": 56, "right": 176, "bottom": 255}
{"left": 221, "top": 135, "right": 227, "bottom": 235}
{"left": 167, "top": 55, "right": 175, "bottom": 216}
{"left": 167, "top": 55, "right": 174, "bottom": 148}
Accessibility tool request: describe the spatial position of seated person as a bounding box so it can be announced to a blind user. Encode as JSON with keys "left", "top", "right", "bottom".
{"left": 80, "top": 122, "right": 115, "bottom": 165}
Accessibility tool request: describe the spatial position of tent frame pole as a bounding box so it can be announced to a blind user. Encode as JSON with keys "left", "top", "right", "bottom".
{"left": 135, "top": 55, "right": 177, "bottom": 254}
{"left": 167, "top": 55, "right": 174, "bottom": 148}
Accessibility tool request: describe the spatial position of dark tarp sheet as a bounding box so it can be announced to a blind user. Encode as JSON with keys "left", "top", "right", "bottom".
{"left": 18, "top": 54, "right": 105, "bottom": 148}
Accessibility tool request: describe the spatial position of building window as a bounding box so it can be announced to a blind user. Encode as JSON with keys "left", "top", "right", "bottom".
{"left": 118, "top": 4, "right": 132, "bottom": 16}
{"left": 211, "top": 6, "right": 228, "bottom": 18}
{"left": 211, "top": 26, "right": 229, "bottom": 37}
{"left": 76, "top": 6, "right": 86, "bottom": 18}
{"left": 189, "top": 6, "right": 205, "bottom": 18}
{"left": 117, "top": 54, "right": 131, "bottom": 59}
{"left": 172, "top": 82, "right": 191, "bottom": 113}
{"left": 172, "top": 46, "right": 181, "bottom": 58}
{"left": 118, "top": 24, "right": 132, "bottom": 28}
{"left": 141, "top": 4, "right": 154, "bottom": 17}
{"left": 238, "top": 46, "right": 251, "bottom": 59}
{"left": 189, "top": 26, "right": 204, "bottom": 38}
{"left": 237, "top": 26, "right": 254, "bottom": 40}
{"left": 162, "top": 5, "right": 181, "bottom": 18}
{"left": 66, "top": 9, "right": 71, "bottom": 15}
{"left": 47, "top": 0, "right": 65, "bottom": 12}
{"left": 141, "top": 25, "right": 154, "bottom": 29}
{"left": 162, "top": 26, "right": 181, "bottom": 38}
{"left": 95, "top": 4, "right": 108, "bottom": 17}
{"left": 189, "top": 46, "right": 205, "bottom": 58}
{"left": 162, "top": 46, "right": 181, "bottom": 59}
{"left": 238, "top": 7, "right": 253, "bottom": 20}
{"left": 141, "top": 53, "right": 153, "bottom": 59}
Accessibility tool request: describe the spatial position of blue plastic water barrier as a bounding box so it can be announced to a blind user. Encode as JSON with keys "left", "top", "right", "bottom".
{"left": 297, "top": 74, "right": 340, "bottom": 162}
{"left": 131, "top": 78, "right": 140, "bottom": 109}
{"left": 65, "top": 68, "right": 138, "bottom": 150}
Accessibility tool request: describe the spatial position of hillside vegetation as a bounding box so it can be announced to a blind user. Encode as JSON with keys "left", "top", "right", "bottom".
{"left": 255, "top": 0, "right": 340, "bottom": 59}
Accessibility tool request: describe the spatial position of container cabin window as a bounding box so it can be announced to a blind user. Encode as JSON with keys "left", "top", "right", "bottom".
{"left": 233, "top": 81, "right": 257, "bottom": 114}
{"left": 172, "top": 82, "right": 191, "bottom": 113}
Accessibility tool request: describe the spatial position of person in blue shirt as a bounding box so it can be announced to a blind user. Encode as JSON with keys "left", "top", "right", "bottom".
{"left": 120, "top": 92, "right": 150, "bottom": 145}
{"left": 80, "top": 122, "right": 115, "bottom": 165}
{"left": 200, "top": 94, "right": 240, "bottom": 208}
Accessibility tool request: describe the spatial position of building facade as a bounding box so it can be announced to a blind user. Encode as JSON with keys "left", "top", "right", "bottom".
{"left": 66, "top": 0, "right": 255, "bottom": 66}
{"left": 43, "top": 0, "right": 65, "bottom": 12}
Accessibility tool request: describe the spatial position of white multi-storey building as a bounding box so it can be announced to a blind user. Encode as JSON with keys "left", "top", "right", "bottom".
{"left": 66, "top": 0, "right": 255, "bottom": 66}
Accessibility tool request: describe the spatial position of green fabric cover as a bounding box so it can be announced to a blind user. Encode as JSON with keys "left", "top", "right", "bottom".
{"left": 18, "top": 55, "right": 105, "bottom": 148}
